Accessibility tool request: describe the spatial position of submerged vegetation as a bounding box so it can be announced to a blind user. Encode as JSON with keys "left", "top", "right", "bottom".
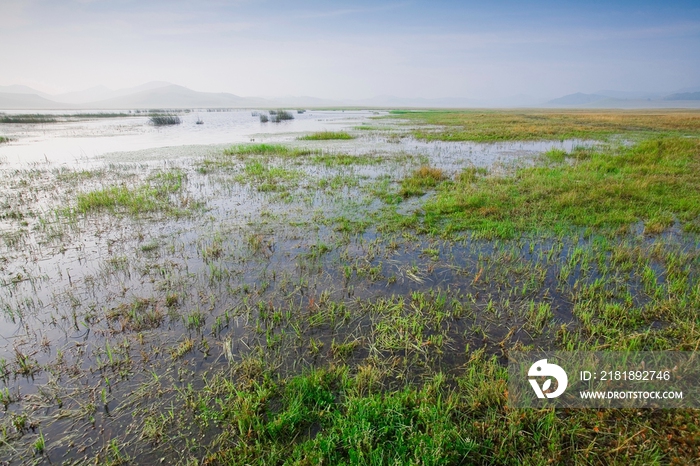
{"left": 75, "top": 170, "right": 188, "bottom": 215}
{"left": 1, "top": 109, "right": 699, "bottom": 464}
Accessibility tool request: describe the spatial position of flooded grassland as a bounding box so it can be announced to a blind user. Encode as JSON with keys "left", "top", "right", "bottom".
{"left": 0, "top": 109, "right": 699, "bottom": 464}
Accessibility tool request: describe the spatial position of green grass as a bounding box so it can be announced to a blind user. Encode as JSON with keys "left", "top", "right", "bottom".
{"left": 389, "top": 109, "right": 700, "bottom": 142}
{"left": 236, "top": 160, "right": 302, "bottom": 192}
{"left": 400, "top": 166, "right": 447, "bottom": 197}
{"left": 0, "top": 136, "right": 9, "bottom": 144}
{"left": 403, "top": 137, "right": 700, "bottom": 237}
{"left": 298, "top": 131, "right": 355, "bottom": 140}
{"left": 223, "top": 144, "right": 318, "bottom": 158}
{"left": 152, "top": 351, "right": 698, "bottom": 465}
{"left": 75, "top": 170, "right": 186, "bottom": 215}
{"left": 311, "top": 153, "right": 379, "bottom": 167}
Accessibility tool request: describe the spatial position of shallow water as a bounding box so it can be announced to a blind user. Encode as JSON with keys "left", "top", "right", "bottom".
{"left": 0, "top": 110, "right": 376, "bottom": 166}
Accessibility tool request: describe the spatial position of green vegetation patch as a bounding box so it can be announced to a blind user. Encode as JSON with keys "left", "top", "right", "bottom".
{"left": 298, "top": 131, "right": 355, "bottom": 140}
{"left": 75, "top": 170, "right": 187, "bottom": 215}
{"left": 223, "top": 143, "right": 318, "bottom": 158}
{"left": 0, "top": 114, "right": 56, "bottom": 124}
{"left": 390, "top": 109, "right": 700, "bottom": 142}
{"left": 235, "top": 160, "right": 303, "bottom": 192}
{"left": 400, "top": 166, "right": 447, "bottom": 197}
{"left": 166, "top": 350, "right": 696, "bottom": 465}
{"left": 0, "top": 136, "right": 9, "bottom": 144}
{"left": 408, "top": 137, "right": 700, "bottom": 237}
{"left": 311, "top": 153, "right": 379, "bottom": 167}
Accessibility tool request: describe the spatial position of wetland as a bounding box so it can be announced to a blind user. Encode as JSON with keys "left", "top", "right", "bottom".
{"left": 0, "top": 109, "right": 699, "bottom": 464}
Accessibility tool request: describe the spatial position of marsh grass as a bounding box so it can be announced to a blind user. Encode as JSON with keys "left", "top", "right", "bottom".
{"left": 298, "top": 131, "right": 354, "bottom": 140}
{"left": 236, "top": 160, "right": 302, "bottom": 192}
{"left": 407, "top": 137, "right": 700, "bottom": 237}
{"left": 223, "top": 144, "right": 317, "bottom": 158}
{"left": 149, "top": 115, "right": 181, "bottom": 126}
{"left": 311, "top": 153, "right": 380, "bottom": 167}
{"left": 269, "top": 110, "right": 294, "bottom": 122}
{"left": 399, "top": 166, "right": 447, "bottom": 197}
{"left": 391, "top": 109, "right": 700, "bottom": 141}
{"left": 0, "top": 114, "right": 56, "bottom": 124}
{"left": 75, "top": 170, "right": 186, "bottom": 215}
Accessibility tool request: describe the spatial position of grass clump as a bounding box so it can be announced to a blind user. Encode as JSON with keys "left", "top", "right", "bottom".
{"left": 0, "top": 136, "right": 9, "bottom": 144}
{"left": 269, "top": 110, "right": 294, "bottom": 122}
{"left": 194, "top": 367, "right": 477, "bottom": 465}
{"left": 298, "top": 131, "right": 354, "bottom": 140}
{"left": 390, "top": 110, "right": 700, "bottom": 142}
{"left": 400, "top": 165, "right": 447, "bottom": 197}
{"left": 201, "top": 144, "right": 319, "bottom": 172}
{"left": 236, "top": 160, "right": 302, "bottom": 192}
{"left": 311, "top": 153, "right": 379, "bottom": 167}
{"left": 149, "top": 115, "right": 181, "bottom": 126}
{"left": 413, "top": 137, "right": 700, "bottom": 237}
{"left": 223, "top": 144, "right": 316, "bottom": 158}
{"left": 75, "top": 170, "right": 186, "bottom": 215}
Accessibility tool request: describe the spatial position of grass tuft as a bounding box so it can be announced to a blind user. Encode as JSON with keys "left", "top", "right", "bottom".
{"left": 400, "top": 166, "right": 447, "bottom": 197}
{"left": 298, "top": 131, "right": 355, "bottom": 140}
{"left": 75, "top": 170, "right": 186, "bottom": 215}
{"left": 223, "top": 144, "right": 315, "bottom": 158}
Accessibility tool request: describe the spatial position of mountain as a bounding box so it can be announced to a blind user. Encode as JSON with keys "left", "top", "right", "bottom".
{"left": 86, "top": 84, "right": 269, "bottom": 108}
{"left": 664, "top": 92, "right": 700, "bottom": 101}
{"left": 672, "top": 85, "right": 700, "bottom": 94}
{"left": 352, "top": 95, "right": 485, "bottom": 108}
{"left": 4, "top": 81, "right": 700, "bottom": 110}
{"left": 548, "top": 93, "right": 607, "bottom": 105}
{"left": 594, "top": 90, "right": 662, "bottom": 100}
{"left": 0, "top": 85, "right": 53, "bottom": 99}
{"left": 0, "top": 92, "right": 73, "bottom": 109}
{"left": 52, "top": 85, "right": 114, "bottom": 104}
{"left": 52, "top": 82, "right": 174, "bottom": 105}
{"left": 255, "top": 95, "right": 341, "bottom": 107}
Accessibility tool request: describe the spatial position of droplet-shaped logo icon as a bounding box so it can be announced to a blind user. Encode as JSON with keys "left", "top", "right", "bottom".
{"left": 528, "top": 359, "right": 568, "bottom": 399}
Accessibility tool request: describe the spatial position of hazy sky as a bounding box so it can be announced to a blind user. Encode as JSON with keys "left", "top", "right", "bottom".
{"left": 2, "top": 0, "right": 699, "bottom": 99}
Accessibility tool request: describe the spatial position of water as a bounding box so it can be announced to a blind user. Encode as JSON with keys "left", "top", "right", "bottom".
{"left": 0, "top": 110, "right": 377, "bottom": 166}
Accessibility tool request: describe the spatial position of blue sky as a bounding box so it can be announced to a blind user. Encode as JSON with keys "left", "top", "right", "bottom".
{"left": 2, "top": 0, "right": 699, "bottom": 99}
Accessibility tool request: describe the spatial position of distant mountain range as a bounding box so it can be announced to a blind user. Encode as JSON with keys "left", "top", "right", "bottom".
{"left": 665, "top": 92, "right": 700, "bottom": 101}
{"left": 545, "top": 88, "right": 700, "bottom": 108}
{"left": 1, "top": 81, "right": 700, "bottom": 109}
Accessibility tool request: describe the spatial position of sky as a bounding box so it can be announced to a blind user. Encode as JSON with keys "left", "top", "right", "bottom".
{"left": 2, "top": 0, "right": 699, "bottom": 100}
